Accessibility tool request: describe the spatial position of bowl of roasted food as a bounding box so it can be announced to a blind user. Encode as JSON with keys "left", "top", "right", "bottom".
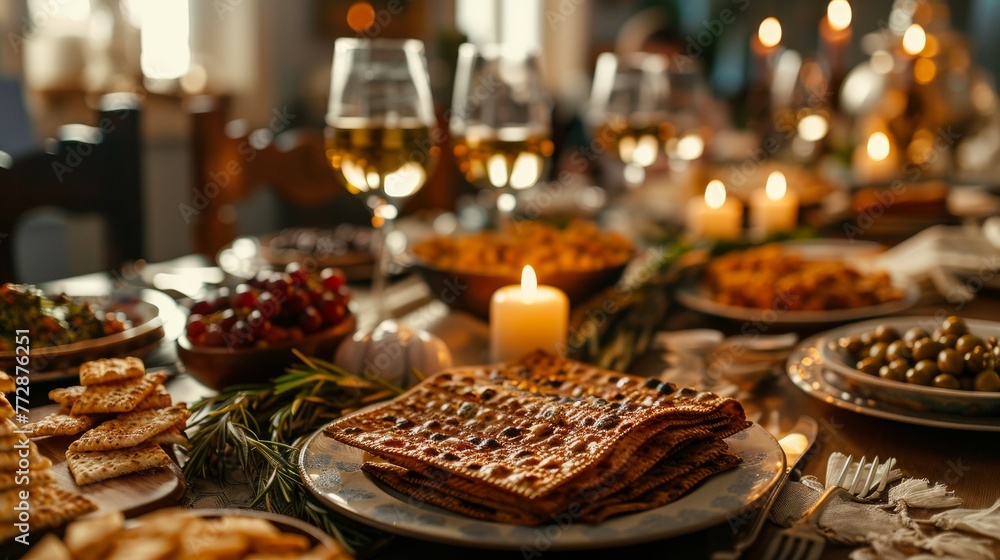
{"left": 0, "top": 283, "right": 165, "bottom": 372}
{"left": 823, "top": 316, "right": 1000, "bottom": 415}
{"left": 176, "top": 266, "right": 355, "bottom": 390}
{"left": 410, "top": 220, "right": 633, "bottom": 319}
{"left": 676, "top": 241, "right": 918, "bottom": 325}
{"left": 23, "top": 508, "right": 349, "bottom": 559}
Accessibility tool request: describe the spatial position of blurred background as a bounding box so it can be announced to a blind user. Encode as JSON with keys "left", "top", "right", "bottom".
{"left": 1, "top": 0, "right": 998, "bottom": 283}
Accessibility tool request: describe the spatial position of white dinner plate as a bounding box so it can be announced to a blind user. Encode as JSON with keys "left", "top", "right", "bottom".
{"left": 299, "top": 423, "right": 784, "bottom": 550}
{"left": 787, "top": 337, "right": 1000, "bottom": 432}
{"left": 675, "top": 240, "right": 920, "bottom": 325}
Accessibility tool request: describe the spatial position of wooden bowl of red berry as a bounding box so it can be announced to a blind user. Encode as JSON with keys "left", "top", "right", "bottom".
{"left": 176, "top": 266, "right": 356, "bottom": 390}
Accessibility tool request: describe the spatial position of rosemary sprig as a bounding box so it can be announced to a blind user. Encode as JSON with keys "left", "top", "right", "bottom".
{"left": 183, "top": 350, "right": 402, "bottom": 554}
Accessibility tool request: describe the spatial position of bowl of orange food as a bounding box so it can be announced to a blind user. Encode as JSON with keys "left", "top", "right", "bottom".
{"left": 410, "top": 221, "right": 633, "bottom": 319}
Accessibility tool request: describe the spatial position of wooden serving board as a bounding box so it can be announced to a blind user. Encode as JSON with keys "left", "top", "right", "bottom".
{"left": 28, "top": 404, "right": 186, "bottom": 518}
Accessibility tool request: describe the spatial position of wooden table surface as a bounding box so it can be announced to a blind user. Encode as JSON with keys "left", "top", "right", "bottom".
{"left": 50, "top": 268, "right": 1000, "bottom": 560}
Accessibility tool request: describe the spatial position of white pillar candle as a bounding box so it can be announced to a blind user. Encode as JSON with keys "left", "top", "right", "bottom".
{"left": 750, "top": 171, "right": 799, "bottom": 234}
{"left": 686, "top": 180, "right": 743, "bottom": 240}
{"left": 490, "top": 266, "right": 569, "bottom": 362}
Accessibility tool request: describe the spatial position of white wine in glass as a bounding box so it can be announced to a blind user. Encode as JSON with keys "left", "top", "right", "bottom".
{"left": 589, "top": 52, "right": 709, "bottom": 184}
{"left": 325, "top": 38, "right": 438, "bottom": 322}
{"left": 450, "top": 43, "right": 552, "bottom": 225}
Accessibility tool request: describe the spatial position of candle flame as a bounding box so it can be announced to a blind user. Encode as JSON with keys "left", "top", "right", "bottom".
{"left": 827, "top": 0, "right": 852, "bottom": 32}
{"left": 797, "top": 114, "right": 829, "bottom": 142}
{"left": 705, "top": 180, "right": 727, "bottom": 209}
{"left": 765, "top": 171, "right": 787, "bottom": 201}
{"left": 902, "top": 24, "right": 926, "bottom": 56}
{"left": 867, "top": 132, "right": 891, "bottom": 161}
{"left": 758, "top": 17, "right": 782, "bottom": 48}
{"left": 521, "top": 265, "right": 537, "bottom": 299}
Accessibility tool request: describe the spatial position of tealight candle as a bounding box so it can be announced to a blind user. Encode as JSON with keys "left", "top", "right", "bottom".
{"left": 489, "top": 266, "right": 569, "bottom": 362}
{"left": 686, "top": 180, "right": 743, "bottom": 240}
{"left": 750, "top": 171, "right": 799, "bottom": 234}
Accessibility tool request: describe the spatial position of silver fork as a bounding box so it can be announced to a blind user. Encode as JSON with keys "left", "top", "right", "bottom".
{"left": 762, "top": 455, "right": 894, "bottom": 560}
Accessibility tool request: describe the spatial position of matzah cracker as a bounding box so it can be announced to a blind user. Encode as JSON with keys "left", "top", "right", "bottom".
{"left": 69, "top": 404, "right": 190, "bottom": 452}
{"left": 70, "top": 372, "right": 167, "bottom": 415}
{"left": 0, "top": 370, "right": 14, "bottom": 393}
{"left": 0, "top": 393, "right": 13, "bottom": 418}
{"left": 50, "top": 385, "right": 86, "bottom": 405}
{"left": 79, "top": 357, "right": 145, "bottom": 386}
{"left": 133, "top": 384, "right": 172, "bottom": 412}
{"left": 0, "top": 418, "right": 17, "bottom": 436}
{"left": 0, "top": 434, "right": 27, "bottom": 452}
{"left": 66, "top": 441, "right": 173, "bottom": 485}
{"left": 0, "top": 441, "right": 50, "bottom": 471}
{"left": 326, "top": 353, "right": 747, "bottom": 502}
{"left": 0, "top": 468, "right": 53, "bottom": 491}
{"left": 21, "top": 413, "right": 94, "bottom": 438}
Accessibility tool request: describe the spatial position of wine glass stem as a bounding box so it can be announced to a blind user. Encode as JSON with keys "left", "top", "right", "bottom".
{"left": 372, "top": 215, "right": 394, "bottom": 324}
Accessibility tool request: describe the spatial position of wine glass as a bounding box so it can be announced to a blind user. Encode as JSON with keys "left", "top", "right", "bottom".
{"left": 588, "top": 52, "right": 709, "bottom": 188}
{"left": 325, "top": 38, "right": 439, "bottom": 323}
{"left": 450, "top": 43, "right": 553, "bottom": 228}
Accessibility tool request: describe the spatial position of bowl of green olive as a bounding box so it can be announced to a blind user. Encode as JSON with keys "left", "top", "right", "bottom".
{"left": 822, "top": 316, "right": 1000, "bottom": 416}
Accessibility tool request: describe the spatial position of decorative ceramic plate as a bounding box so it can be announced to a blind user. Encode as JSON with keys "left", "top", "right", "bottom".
{"left": 675, "top": 240, "right": 920, "bottom": 325}
{"left": 787, "top": 338, "right": 1000, "bottom": 432}
{"left": 299, "top": 423, "right": 783, "bottom": 550}
{"left": 0, "top": 289, "right": 178, "bottom": 378}
{"left": 818, "top": 317, "right": 1000, "bottom": 416}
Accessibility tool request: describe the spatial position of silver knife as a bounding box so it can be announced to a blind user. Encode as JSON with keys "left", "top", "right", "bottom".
{"left": 711, "top": 416, "right": 819, "bottom": 560}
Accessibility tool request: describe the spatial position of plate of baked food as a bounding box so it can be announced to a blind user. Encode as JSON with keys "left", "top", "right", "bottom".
{"left": 2, "top": 357, "right": 189, "bottom": 543}
{"left": 299, "top": 351, "right": 782, "bottom": 549}
{"left": 675, "top": 241, "right": 919, "bottom": 325}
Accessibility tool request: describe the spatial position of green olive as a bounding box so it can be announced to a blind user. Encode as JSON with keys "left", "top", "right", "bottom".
{"left": 840, "top": 336, "right": 866, "bottom": 359}
{"left": 965, "top": 346, "right": 995, "bottom": 374}
{"left": 874, "top": 325, "right": 901, "bottom": 343}
{"left": 869, "top": 342, "right": 889, "bottom": 362}
{"left": 914, "top": 359, "right": 939, "bottom": 379}
{"left": 941, "top": 316, "right": 969, "bottom": 337}
{"left": 987, "top": 336, "right": 998, "bottom": 350}
{"left": 912, "top": 338, "right": 944, "bottom": 361}
{"left": 973, "top": 370, "right": 1000, "bottom": 392}
{"left": 881, "top": 359, "right": 909, "bottom": 382}
{"left": 904, "top": 327, "right": 929, "bottom": 344}
{"left": 938, "top": 333, "right": 959, "bottom": 349}
{"left": 932, "top": 373, "right": 961, "bottom": 390}
{"left": 937, "top": 348, "right": 964, "bottom": 376}
{"left": 860, "top": 331, "right": 876, "bottom": 347}
{"left": 886, "top": 340, "right": 912, "bottom": 362}
{"left": 955, "top": 334, "right": 985, "bottom": 355}
{"left": 906, "top": 367, "right": 933, "bottom": 386}
{"left": 857, "top": 356, "right": 884, "bottom": 375}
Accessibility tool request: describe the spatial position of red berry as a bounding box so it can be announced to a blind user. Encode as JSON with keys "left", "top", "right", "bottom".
{"left": 204, "top": 323, "right": 225, "bottom": 347}
{"left": 232, "top": 285, "right": 258, "bottom": 310}
{"left": 191, "top": 300, "right": 214, "bottom": 316}
{"left": 336, "top": 284, "right": 352, "bottom": 305}
{"left": 219, "top": 309, "right": 238, "bottom": 331}
{"left": 286, "top": 289, "right": 311, "bottom": 314}
{"left": 320, "top": 298, "right": 347, "bottom": 326}
{"left": 321, "top": 268, "right": 346, "bottom": 291}
{"left": 286, "top": 264, "right": 309, "bottom": 285}
{"left": 299, "top": 306, "right": 324, "bottom": 333}
{"left": 256, "top": 292, "right": 282, "bottom": 319}
{"left": 186, "top": 315, "right": 207, "bottom": 338}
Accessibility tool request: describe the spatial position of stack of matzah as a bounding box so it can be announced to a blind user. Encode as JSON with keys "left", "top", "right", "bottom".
{"left": 0, "top": 371, "right": 96, "bottom": 541}
{"left": 325, "top": 351, "right": 750, "bottom": 525}
{"left": 22, "top": 357, "right": 190, "bottom": 486}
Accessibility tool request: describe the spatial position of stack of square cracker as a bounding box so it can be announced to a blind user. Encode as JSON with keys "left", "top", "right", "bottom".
{"left": 22, "top": 357, "right": 191, "bottom": 486}
{"left": 0, "top": 370, "right": 97, "bottom": 541}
